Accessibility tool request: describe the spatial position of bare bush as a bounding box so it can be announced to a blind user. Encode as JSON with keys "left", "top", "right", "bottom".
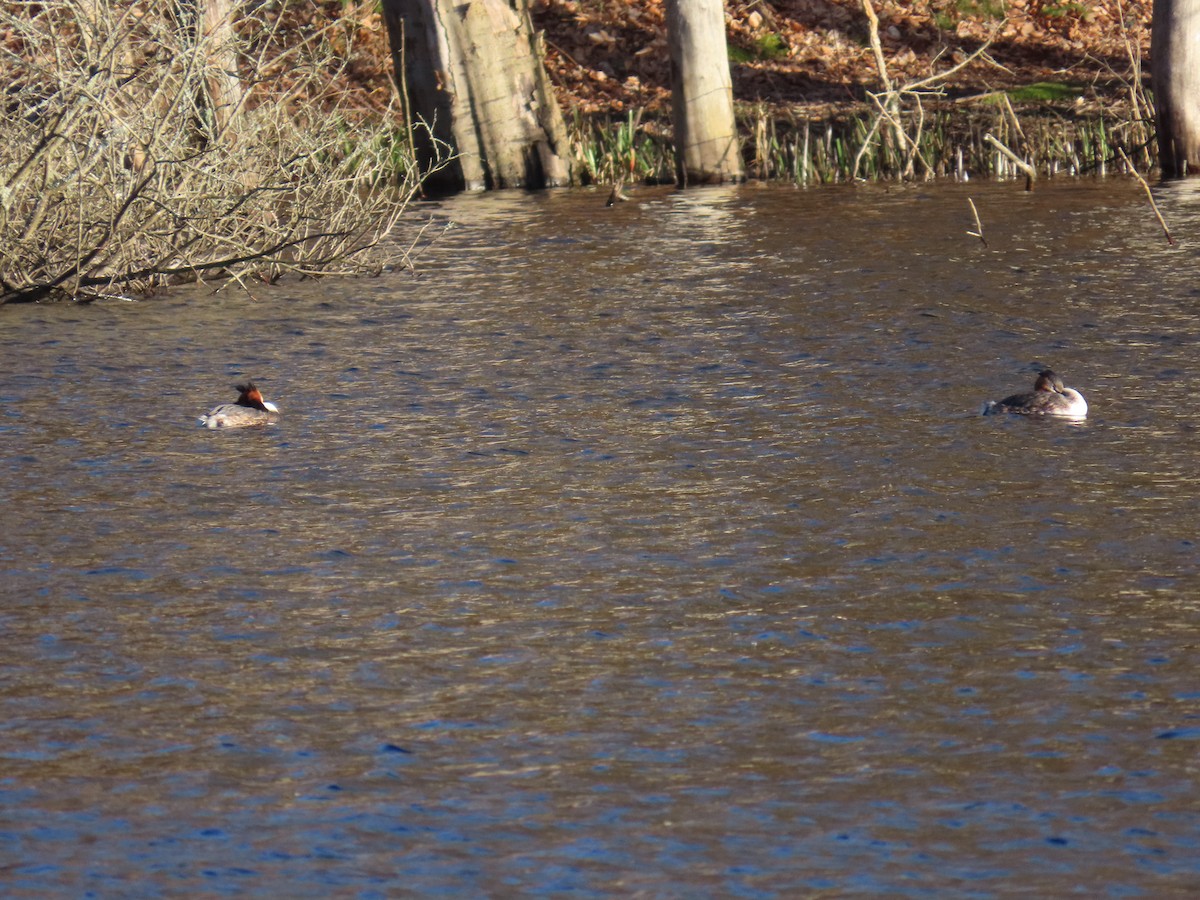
{"left": 0, "top": 0, "right": 446, "bottom": 303}
{"left": 856, "top": 0, "right": 1000, "bottom": 181}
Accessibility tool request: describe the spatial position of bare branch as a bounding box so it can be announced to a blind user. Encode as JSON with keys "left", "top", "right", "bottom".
{"left": 0, "top": 0, "right": 448, "bottom": 303}
{"left": 854, "top": 11, "right": 1005, "bottom": 181}
{"left": 1118, "top": 147, "right": 1173, "bottom": 246}
{"left": 984, "top": 133, "right": 1036, "bottom": 190}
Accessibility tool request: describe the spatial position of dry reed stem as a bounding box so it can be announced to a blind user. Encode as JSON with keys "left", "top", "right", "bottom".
{"left": 966, "top": 197, "right": 987, "bottom": 248}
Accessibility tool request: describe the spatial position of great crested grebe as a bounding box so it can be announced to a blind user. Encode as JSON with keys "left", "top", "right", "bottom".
{"left": 199, "top": 382, "right": 280, "bottom": 428}
{"left": 982, "top": 369, "right": 1087, "bottom": 418}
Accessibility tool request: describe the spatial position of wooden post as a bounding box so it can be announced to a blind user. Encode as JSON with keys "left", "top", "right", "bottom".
{"left": 666, "top": 0, "right": 742, "bottom": 185}
{"left": 1152, "top": 0, "right": 1200, "bottom": 177}
{"left": 383, "top": 0, "right": 572, "bottom": 192}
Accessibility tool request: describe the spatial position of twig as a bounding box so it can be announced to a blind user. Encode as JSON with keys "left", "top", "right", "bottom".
{"left": 984, "top": 133, "right": 1036, "bottom": 191}
{"left": 1118, "top": 147, "right": 1174, "bottom": 246}
{"left": 854, "top": 7, "right": 1003, "bottom": 181}
{"left": 860, "top": 0, "right": 910, "bottom": 177}
{"left": 904, "top": 25, "right": 1006, "bottom": 92}
{"left": 860, "top": 0, "right": 893, "bottom": 93}
{"left": 966, "top": 197, "right": 987, "bottom": 248}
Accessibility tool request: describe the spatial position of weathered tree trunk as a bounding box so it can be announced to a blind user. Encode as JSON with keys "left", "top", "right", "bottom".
{"left": 1152, "top": 0, "right": 1200, "bottom": 177}
{"left": 382, "top": 0, "right": 571, "bottom": 192}
{"left": 666, "top": 0, "right": 742, "bottom": 185}
{"left": 199, "top": 0, "right": 245, "bottom": 139}
{"left": 171, "top": 0, "right": 246, "bottom": 142}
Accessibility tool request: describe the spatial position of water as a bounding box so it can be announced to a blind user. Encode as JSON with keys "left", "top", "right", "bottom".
{"left": 2, "top": 179, "right": 1200, "bottom": 897}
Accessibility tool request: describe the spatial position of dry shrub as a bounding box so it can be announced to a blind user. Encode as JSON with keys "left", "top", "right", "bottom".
{"left": 0, "top": 0, "right": 445, "bottom": 303}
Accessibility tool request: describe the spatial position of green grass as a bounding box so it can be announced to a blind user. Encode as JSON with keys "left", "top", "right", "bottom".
{"left": 729, "top": 33, "right": 789, "bottom": 64}
{"left": 935, "top": 0, "right": 1007, "bottom": 29}
{"left": 1005, "top": 81, "right": 1085, "bottom": 102}
{"left": 955, "top": 0, "right": 1007, "bottom": 20}
{"left": 1038, "top": 3, "right": 1089, "bottom": 18}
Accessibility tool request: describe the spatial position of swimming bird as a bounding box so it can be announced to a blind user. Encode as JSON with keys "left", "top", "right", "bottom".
{"left": 198, "top": 382, "right": 280, "bottom": 428}
{"left": 982, "top": 369, "right": 1087, "bottom": 418}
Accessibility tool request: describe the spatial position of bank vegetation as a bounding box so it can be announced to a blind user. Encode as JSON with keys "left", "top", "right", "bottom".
{"left": 0, "top": 0, "right": 442, "bottom": 304}
{"left": 0, "top": 0, "right": 1167, "bottom": 302}
{"left": 546, "top": 0, "right": 1157, "bottom": 185}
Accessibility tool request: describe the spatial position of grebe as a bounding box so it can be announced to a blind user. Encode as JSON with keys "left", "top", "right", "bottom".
{"left": 199, "top": 382, "right": 280, "bottom": 428}
{"left": 982, "top": 369, "right": 1087, "bottom": 418}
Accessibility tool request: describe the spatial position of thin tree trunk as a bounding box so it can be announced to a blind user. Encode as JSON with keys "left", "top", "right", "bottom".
{"left": 170, "top": 0, "right": 245, "bottom": 142}
{"left": 666, "top": 0, "right": 742, "bottom": 185}
{"left": 200, "top": 0, "right": 244, "bottom": 139}
{"left": 383, "top": 0, "right": 571, "bottom": 192}
{"left": 1152, "top": 0, "right": 1200, "bottom": 177}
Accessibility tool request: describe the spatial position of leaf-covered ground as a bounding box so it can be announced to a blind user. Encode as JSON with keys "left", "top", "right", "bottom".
{"left": 322, "top": 0, "right": 1150, "bottom": 121}
{"left": 535, "top": 0, "right": 1151, "bottom": 117}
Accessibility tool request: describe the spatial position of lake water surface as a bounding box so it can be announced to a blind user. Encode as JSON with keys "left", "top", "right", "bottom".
{"left": 2, "top": 179, "right": 1200, "bottom": 896}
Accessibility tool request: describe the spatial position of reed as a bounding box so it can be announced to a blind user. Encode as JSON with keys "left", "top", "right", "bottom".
{"left": 569, "top": 109, "right": 674, "bottom": 186}
{"left": 568, "top": 101, "right": 1154, "bottom": 188}
{"left": 751, "top": 102, "right": 1158, "bottom": 183}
